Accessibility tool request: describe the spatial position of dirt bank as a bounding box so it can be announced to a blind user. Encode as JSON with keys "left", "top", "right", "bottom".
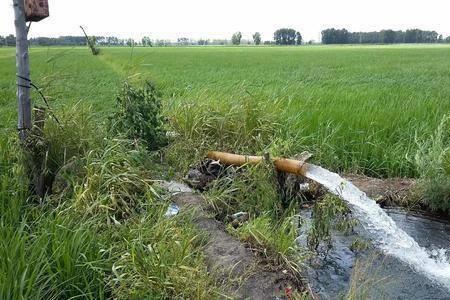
{"left": 171, "top": 192, "right": 304, "bottom": 299}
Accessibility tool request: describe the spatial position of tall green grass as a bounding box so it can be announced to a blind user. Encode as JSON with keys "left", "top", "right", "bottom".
{"left": 230, "top": 213, "right": 305, "bottom": 275}
{"left": 3, "top": 45, "right": 450, "bottom": 177}
{"left": 0, "top": 100, "right": 225, "bottom": 298}
{"left": 414, "top": 115, "right": 450, "bottom": 215}
{"left": 0, "top": 135, "right": 110, "bottom": 299}
{"left": 111, "top": 206, "right": 222, "bottom": 299}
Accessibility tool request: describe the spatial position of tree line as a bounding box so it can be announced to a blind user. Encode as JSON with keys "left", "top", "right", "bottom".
{"left": 0, "top": 34, "right": 17, "bottom": 46}
{"left": 322, "top": 28, "right": 450, "bottom": 44}
{"left": 1, "top": 28, "right": 449, "bottom": 47}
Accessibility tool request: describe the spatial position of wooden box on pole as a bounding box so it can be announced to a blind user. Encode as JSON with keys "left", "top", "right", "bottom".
{"left": 25, "top": 0, "right": 49, "bottom": 22}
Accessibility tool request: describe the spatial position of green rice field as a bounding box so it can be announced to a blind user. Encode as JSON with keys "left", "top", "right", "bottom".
{"left": 2, "top": 44, "right": 450, "bottom": 298}
{"left": 2, "top": 45, "right": 450, "bottom": 177}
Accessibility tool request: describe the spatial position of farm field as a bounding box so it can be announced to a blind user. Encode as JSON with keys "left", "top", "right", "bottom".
{"left": 2, "top": 44, "right": 450, "bottom": 177}
{"left": 2, "top": 44, "right": 450, "bottom": 298}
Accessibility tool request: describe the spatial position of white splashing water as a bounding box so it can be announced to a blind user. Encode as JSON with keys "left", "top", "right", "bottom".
{"left": 303, "top": 163, "right": 450, "bottom": 290}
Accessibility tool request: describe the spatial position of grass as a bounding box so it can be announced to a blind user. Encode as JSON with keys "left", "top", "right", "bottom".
{"left": 414, "top": 115, "right": 450, "bottom": 215}
{"left": 2, "top": 44, "right": 450, "bottom": 297}
{"left": 105, "top": 45, "right": 450, "bottom": 178}
{"left": 228, "top": 213, "right": 305, "bottom": 275}
{"left": 3, "top": 45, "right": 450, "bottom": 177}
{"left": 0, "top": 100, "right": 225, "bottom": 298}
{"left": 345, "top": 255, "right": 390, "bottom": 299}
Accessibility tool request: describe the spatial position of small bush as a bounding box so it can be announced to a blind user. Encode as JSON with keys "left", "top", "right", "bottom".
{"left": 108, "top": 82, "right": 168, "bottom": 151}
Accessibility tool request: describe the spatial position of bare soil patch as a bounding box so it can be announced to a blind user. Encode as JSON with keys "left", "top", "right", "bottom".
{"left": 172, "top": 192, "right": 301, "bottom": 299}
{"left": 345, "top": 174, "right": 417, "bottom": 206}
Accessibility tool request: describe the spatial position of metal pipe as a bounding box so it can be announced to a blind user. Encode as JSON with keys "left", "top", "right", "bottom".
{"left": 207, "top": 151, "right": 308, "bottom": 176}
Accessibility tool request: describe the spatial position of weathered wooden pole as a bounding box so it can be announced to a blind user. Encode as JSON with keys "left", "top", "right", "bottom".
{"left": 13, "top": 0, "right": 32, "bottom": 142}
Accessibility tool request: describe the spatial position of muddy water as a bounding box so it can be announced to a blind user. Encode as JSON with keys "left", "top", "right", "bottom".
{"left": 299, "top": 208, "right": 450, "bottom": 299}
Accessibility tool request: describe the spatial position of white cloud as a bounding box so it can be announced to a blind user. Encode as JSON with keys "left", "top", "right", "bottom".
{"left": 1, "top": 0, "right": 449, "bottom": 42}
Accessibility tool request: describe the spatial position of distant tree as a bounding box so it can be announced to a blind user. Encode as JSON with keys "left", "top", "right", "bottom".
{"left": 321, "top": 28, "right": 349, "bottom": 44}
{"left": 177, "top": 37, "right": 190, "bottom": 46}
{"left": 232, "top": 32, "right": 242, "bottom": 45}
{"left": 405, "top": 29, "right": 420, "bottom": 43}
{"left": 142, "top": 36, "right": 152, "bottom": 47}
{"left": 438, "top": 34, "right": 444, "bottom": 43}
{"left": 322, "top": 28, "right": 441, "bottom": 44}
{"left": 263, "top": 40, "right": 273, "bottom": 45}
{"left": 126, "top": 38, "right": 135, "bottom": 47}
{"left": 253, "top": 32, "right": 261, "bottom": 45}
{"left": 381, "top": 30, "right": 396, "bottom": 44}
{"left": 211, "top": 39, "right": 228, "bottom": 45}
{"left": 5, "top": 34, "right": 16, "bottom": 46}
{"left": 321, "top": 28, "right": 334, "bottom": 44}
{"left": 425, "top": 31, "right": 438, "bottom": 43}
{"left": 0, "top": 36, "right": 5, "bottom": 47}
{"left": 274, "top": 28, "right": 297, "bottom": 45}
{"left": 296, "top": 31, "right": 302, "bottom": 45}
{"left": 445, "top": 36, "right": 450, "bottom": 43}
{"left": 198, "top": 39, "right": 209, "bottom": 45}
{"left": 155, "top": 39, "right": 167, "bottom": 46}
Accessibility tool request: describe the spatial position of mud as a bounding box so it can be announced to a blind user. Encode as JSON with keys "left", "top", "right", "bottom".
{"left": 345, "top": 174, "right": 416, "bottom": 206}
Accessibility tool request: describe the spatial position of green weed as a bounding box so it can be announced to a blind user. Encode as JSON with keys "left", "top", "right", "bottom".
{"left": 73, "top": 138, "right": 156, "bottom": 221}
{"left": 229, "top": 213, "right": 305, "bottom": 275}
{"left": 111, "top": 206, "right": 224, "bottom": 299}
{"left": 308, "top": 194, "right": 356, "bottom": 251}
{"left": 206, "top": 163, "right": 281, "bottom": 220}
{"left": 165, "top": 92, "right": 282, "bottom": 172}
{"left": 108, "top": 81, "right": 168, "bottom": 151}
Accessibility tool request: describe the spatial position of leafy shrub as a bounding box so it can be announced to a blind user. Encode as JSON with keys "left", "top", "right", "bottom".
{"left": 108, "top": 82, "right": 168, "bottom": 151}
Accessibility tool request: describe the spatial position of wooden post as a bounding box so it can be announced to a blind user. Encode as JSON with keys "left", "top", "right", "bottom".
{"left": 13, "top": 0, "right": 32, "bottom": 142}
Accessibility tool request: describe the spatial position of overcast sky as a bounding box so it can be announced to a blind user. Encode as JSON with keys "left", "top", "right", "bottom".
{"left": 1, "top": 0, "right": 450, "bottom": 42}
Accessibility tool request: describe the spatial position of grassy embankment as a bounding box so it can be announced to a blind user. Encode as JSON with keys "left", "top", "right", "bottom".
{"left": 0, "top": 48, "right": 225, "bottom": 298}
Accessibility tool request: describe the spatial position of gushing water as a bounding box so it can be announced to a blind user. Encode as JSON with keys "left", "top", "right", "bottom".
{"left": 303, "top": 163, "right": 450, "bottom": 290}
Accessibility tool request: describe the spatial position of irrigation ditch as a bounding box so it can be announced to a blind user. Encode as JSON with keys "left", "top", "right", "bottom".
{"left": 160, "top": 151, "right": 450, "bottom": 299}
